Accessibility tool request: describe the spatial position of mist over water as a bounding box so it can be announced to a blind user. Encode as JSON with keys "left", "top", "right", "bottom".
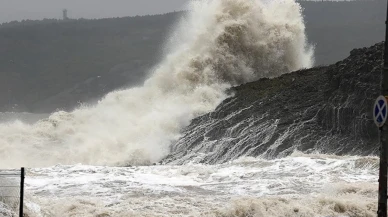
{"left": 0, "top": 113, "right": 48, "bottom": 125}
{"left": 0, "top": 0, "right": 313, "bottom": 168}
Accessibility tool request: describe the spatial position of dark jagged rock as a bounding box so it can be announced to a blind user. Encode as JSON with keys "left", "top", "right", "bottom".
{"left": 162, "top": 42, "right": 383, "bottom": 165}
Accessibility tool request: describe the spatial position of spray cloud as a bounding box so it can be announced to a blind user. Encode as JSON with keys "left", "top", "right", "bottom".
{"left": 0, "top": 0, "right": 313, "bottom": 168}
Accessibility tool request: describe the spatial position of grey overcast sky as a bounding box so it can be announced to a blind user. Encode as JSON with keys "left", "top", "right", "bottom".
{"left": 0, "top": 0, "right": 190, "bottom": 24}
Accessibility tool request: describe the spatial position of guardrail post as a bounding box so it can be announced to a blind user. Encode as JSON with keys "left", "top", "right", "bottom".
{"left": 19, "top": 167, "right": 24, "bottom": 217}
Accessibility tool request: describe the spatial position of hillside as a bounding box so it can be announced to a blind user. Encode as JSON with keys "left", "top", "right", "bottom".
{"left": 0, "top": 13, "right": 182, "bottom": 112}
{"left": 0, "top": 1, "right": 385, "bottom": 113}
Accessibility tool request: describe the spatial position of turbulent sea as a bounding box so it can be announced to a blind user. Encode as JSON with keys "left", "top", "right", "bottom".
{"left": 0, "top": 0, "right": 379, "bottom": 216}
{"left": 21, "top": 154, "right": 378, "bottom": 217}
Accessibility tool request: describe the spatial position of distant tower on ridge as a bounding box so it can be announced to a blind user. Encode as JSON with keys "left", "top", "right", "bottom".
{"left": 63, "top": 9, "right": 69, "bottom": 20}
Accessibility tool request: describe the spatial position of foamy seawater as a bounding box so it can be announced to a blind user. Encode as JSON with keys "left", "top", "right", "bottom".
{"left": 21, "top": 154, "right": 378, "bottom": 217}
{"left": 0, "top": 0, "right": 366, "bottom": 216}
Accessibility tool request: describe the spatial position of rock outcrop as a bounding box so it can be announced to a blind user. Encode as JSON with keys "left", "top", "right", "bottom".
{"left": 163, "top": 43, "right": 383, "bottom": 164}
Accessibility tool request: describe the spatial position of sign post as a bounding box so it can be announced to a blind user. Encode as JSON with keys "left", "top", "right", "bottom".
{"left": 376, "top": 96, "right": 388, "bottom": 217}
{"left": 377, "top": 0, "right": 388, "bottom": 215}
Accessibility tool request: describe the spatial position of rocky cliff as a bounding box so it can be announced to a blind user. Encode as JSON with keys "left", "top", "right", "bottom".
{"left": 163, "top": 43, "right": 383, "bottom": 164}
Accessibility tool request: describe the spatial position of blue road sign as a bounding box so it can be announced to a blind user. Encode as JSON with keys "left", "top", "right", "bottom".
{"left": 374, "top": 96, "right": 388, "bottom": 127}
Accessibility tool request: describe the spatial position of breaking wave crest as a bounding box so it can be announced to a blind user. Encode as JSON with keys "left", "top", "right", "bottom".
{"left": 0, "top": 0, "right": 313, "bottom": 168}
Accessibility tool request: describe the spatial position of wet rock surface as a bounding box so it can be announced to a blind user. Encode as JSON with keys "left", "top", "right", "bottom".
{"left": 163, "top": 42, "right": 383, "bottom": 164}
